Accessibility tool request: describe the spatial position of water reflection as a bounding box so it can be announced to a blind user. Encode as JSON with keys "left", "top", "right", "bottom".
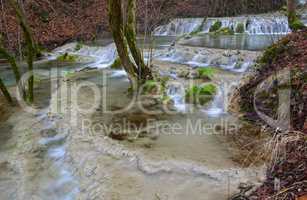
{"left": 180, "top": 34, "right": 284, "bottom": 51}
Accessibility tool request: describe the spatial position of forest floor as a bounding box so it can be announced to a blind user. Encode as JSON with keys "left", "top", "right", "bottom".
{"left": 229, "top": 30, "right": 307, "bottom": 200}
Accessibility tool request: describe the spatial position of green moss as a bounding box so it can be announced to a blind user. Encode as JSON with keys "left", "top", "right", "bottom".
{"left": 142, "top": 80, "right": 159, "bottom": 94}
{"left": 57, "top": 53, "right": 77, "bottom": 62}
{"left": 235, "top": 23, "right": 245, "bottom": 33}
{"left": 110, "top": 58, "right": 122, "bottom": 69}
{"left": 75, "top": 42, "right": 83, "bottom": 51}
{"left": 209, "top": 21, "right": 222, "bottom": 32}
{"left": 186, "top": 84, "right": 217, "bottom": 105}
{"left": 214, "top": 27, "right": 234, "bottom": 35}
{"left": 290, "top": 18, "right": 305, "bottom": 31}
{"left": 259, "top": 37, "right": 290, "bottom": 64}
{"left": 39, "top": 10, "right": 49, "bottom": 23}
{"left": 197, "top": 67, "right": 216, "bottom": 80}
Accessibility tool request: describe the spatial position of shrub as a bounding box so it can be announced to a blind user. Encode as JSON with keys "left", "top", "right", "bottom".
{"left": 209, "top": 21, "right": 222, "bottom": 32}
{"left": 57, "top": 53, "right": 77, "bottom": 62}
{"left": 110, "top": 58, "right": 122, "bottom": 69}
{"left": 197, "top": 67, "right": 216, "bottom": 80}
{"left": 235, "top": 23, "right": 245, "bottom": 33}
{"left": 186, "top": 84, "right": 217, "bottom": 105}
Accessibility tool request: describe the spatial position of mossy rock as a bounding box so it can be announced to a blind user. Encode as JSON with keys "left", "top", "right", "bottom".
{"left": 290, "top": 18, "right": 305, "bottom": 31}
{"left": 235, "top": 23, "right": 245, "bottom": 33}
{"left": 209, "top": 21, "right": 222, "bottom": 32}
{"left": 259, "top": 37, "right": 290, "bottom": 64}
{"left": 57, "top": 53, "right": 78, "bottom": 62}
{"left": 186, "top": 84, "right": 217, "bottom": 105}
{"left": 142, "top": 80, "right": 159, "bottom": 94}
{"left": 74, "top": 42, "right": 83, "bottom": 51}
{"left": 214, "top": 27, "right": 235, "bottom": 35}
{"left": 197, "top": 67, "right": 216, "bottom": 80}
{"left": 110, "top": 58, "right": 122, "bottom": 69}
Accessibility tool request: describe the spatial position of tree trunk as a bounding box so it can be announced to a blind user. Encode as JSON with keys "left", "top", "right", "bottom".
{"left": 9, "top": 0, "right": 35, "bottom": 103}
{"left": 0, "top": 78, "right": 13, "bottom": 103}
{"left": 0, "top": 45, "right": 26, "bottom": 98}
{"left": 107, "top": 0, "right": 153, "bottom": 88}
{"left": 125, "top": 0, "right": 153, "bottom": 81}
{"left": 107, "top": 0, "right": 138, "bottom": 85}
{"left": 287, "top": 0, "right": 296, "bottom": 23}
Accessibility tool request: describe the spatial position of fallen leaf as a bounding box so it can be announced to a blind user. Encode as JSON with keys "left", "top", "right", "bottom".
{"left": 298, "top": 195, "right": 307, "bottom": 200}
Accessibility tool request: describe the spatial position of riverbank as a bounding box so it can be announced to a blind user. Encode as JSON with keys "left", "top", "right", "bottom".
{"left": 229, "top": 30, "right": 307, "bottom": 200}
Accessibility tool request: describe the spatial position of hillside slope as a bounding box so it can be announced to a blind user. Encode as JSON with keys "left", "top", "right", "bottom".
{"left": 0, "top": 0, "right": 285, "bottom": 51}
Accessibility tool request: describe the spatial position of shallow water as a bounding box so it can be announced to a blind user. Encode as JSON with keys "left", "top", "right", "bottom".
{"left": 0, "top": 35, "right": 265, "bottom": 199}
{"left": 180, "top": 34, "right": 283, "bottom": 51}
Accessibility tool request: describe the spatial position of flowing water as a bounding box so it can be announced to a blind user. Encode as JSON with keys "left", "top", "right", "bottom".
{"left": 179, "top": 34, "right": 282, "bottom": 51}
{"left": 0, "top": 34, "right": 267, "bottom": 199}
{"left": 154, "top": 14, "right": 291, "bottom": 36}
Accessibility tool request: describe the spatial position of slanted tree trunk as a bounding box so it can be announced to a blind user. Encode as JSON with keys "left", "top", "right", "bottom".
{"left": 125, "top": 0, "right": 153, "bottom": 81}
{"left": 107, "top": 0, "right": 153, "bottom": 88}
{"left": 108, "top": 0, "right": 138, "bottom": 85}
{"left": 0, "top": 44, "right": 26, "bottom": 99}
{"left": 9, "top": 0, "right": 35, "bottom": 103}
{"left": 0, "top": 78, "right": 13, "bottom": 103}
{"left": 0, "top": 46, "right": 21, "bottom": 83}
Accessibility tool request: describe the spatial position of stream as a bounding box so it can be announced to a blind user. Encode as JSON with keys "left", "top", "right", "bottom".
{"left": 0, "top": 30, "right": 279, "bottom": 199}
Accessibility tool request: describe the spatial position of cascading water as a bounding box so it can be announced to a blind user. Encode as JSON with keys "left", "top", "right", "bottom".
{"left": 166, "top": 83, "right": 187, "bottom": 112}
{"left": 246, "top": 16, "right": 290, "bottom": 35}
{"left": 50, "top": 43, "right": 118, "bottom": 69}
{"left": 153, "top": 18, "right": 204, "bottom": 36}
{"left": 154, "top": 14, "right": 291, "bottom": 36}
{"left": 201, "top": 17, "right": 247, "bottom": 33}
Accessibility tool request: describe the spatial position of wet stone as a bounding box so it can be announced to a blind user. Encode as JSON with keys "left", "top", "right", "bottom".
{"left": 40, "top": 128, "right": 58, "bottom": 138}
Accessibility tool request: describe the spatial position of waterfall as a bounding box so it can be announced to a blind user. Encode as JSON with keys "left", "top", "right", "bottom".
{"left": 75, "top": 43, "right": 117, "bottom": 68}
{"left": 201, "top": 17, "right": 247, "bottom": 33}
{"left": 51, "top": 43, "right": 118, "bottom": 68}
{"left": 153, "top": 18, "right": 204, "bottom": 36}
{"left": 154, "top": 14, "right": 291, "bottom": 36}
{"left": 246, "top": 16, "right": 290, "bottom": 35}
{"left": 166, "top": 83, "right": 186, "bottom": 112}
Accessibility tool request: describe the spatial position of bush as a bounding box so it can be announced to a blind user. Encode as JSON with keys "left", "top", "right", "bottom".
{"left": 236, "top": 23, "right": 245, "bottom": 33}
{"left": 197, "top": 67, "right": 216, "bottom": 80}
{"left": 186, "top": 84, "right": 217, "bottom": 105}
{"left": 110, "top": 58, "right": 122, "bottom": 69}
{"left": 209, "top": 21, "right": 222, "bottom": 32}
{"left": 57, "top": 53, "right": 77, "bottom": 62}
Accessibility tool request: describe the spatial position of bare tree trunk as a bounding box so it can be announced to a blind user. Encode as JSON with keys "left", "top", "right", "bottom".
{"left": 0, "top": 78, "right": 13, "bottom": 103}
{"left": 125, "top": 0, "right": 152, "bottom": 81}
{"left": 0, "top": 44, "right": 26, "bottom": 98}
{"left": 107, "top": 0, "right": 138, "bottom": 84}
{"left": 287, "top": 0, "right": 296, "bottom": 23}
{"left": 9, "top": 0, "right": 35, "bottom": 103}
{"left": 107, "top": 0, "right": 153, "bottom": 88}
